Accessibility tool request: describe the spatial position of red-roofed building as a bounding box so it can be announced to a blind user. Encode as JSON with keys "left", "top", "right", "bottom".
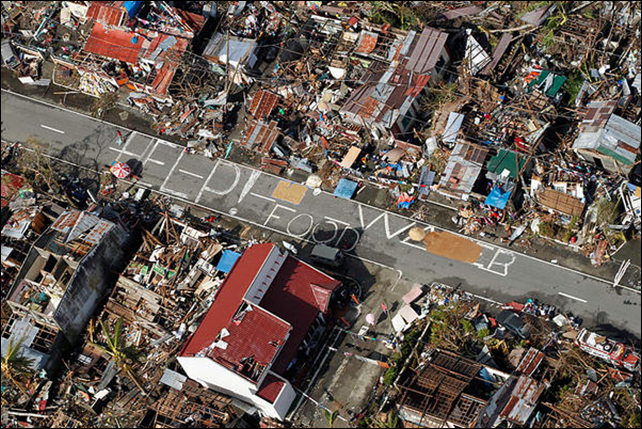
{"left": 83, "top": 22, "right": 144, "bottom": 64}
{"left": 178, "top": 243, "right": 341, "bottom": 420}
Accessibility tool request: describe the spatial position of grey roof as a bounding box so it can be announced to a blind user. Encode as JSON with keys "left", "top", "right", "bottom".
{"left": 573, "top": 101, "right": 640, "bottom": 166}
{"left": 342, "top": 27, "right": 448, "bottom": 126}
{"left": 632, "top": 73, "right": 641, "bottom": 93}
{"left": 439, "top": 142, "right": 489, "bottom": 194}
{"left": 443, "top": 112, "right": 465, "bottom": 143}
{"left": 203, "top": 33, "right": 256, "bottom": 66}
{"left": 442, "top": 5, "right": 482, "bottom": 20}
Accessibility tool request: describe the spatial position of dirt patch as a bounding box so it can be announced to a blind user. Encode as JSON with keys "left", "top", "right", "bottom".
{"left": 423, "top": 231, "right": 482, "bottom": 263}
{"left": 272, "top": 180, "right": 308, "bottom": 204}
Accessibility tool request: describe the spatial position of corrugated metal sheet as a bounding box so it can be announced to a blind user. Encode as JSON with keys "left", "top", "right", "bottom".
{"left": 357, "top": 31, "right": 378, "bottom": 54}
{"left": 515, "top": 348, "right": 545, "bottom": 376}
{"left": 443, "top": 5, "right": 483, "bottom": 20}
{"left": 481, "top": 34, "right": 513, "bottom": 75}
{"left": 248, "top": 90, "right": 281, "bottom": 120}
{"left": 443, "top": 112, "right": 465, "bottom": 143}
{"left": 84, "top": 219, "right": 114, "bottom": 245}
{"left": 83, "top": 22, "right": 144, "bottom": 64}
{"left": 86, "top": 2, "right": 125, "bottom": 27}
{"left": 500, "top": 375, "right": 545, "bottom": 425}
{"left": 406, "top": 27, "right": 448, "bottom": 74}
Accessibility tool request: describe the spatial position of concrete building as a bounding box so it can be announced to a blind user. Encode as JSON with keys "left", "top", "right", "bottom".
{"left": 178, "top": 243, "right": 341, "bottom": 420}
{"left": 2, "top": 207, "right": 128, "bottom": 371}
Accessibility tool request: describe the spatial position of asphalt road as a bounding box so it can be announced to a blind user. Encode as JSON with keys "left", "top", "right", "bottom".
{"left": 2, "top": 89, "right": 640, "bottom": 338}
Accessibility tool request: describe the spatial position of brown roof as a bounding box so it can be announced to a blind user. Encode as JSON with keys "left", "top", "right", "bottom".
{"left": 241, "top": 120, "right": 281, "bottom": 154}
{"left": 248, "top": 90, "right": 281, "bottom": 121}
{"left": 537, "top": 188, "right": 585, "bottom": 216}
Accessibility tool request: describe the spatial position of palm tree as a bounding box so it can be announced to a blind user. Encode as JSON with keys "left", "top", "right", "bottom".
{"left": 1, "top": 339, "right": 34, "bottom": 395}
{"left": 323, "top": 409, "right": 338, "bottom": 428}
{"left": 93, "top": 317, "right": 146, "bottom": 394}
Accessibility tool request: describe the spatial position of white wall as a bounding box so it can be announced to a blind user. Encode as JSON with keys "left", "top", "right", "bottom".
{"left": 177, "top": 356, "right": 296, "bottom": 420}
{"left": 244, "top": 246, "right": 283, "bottom": 305}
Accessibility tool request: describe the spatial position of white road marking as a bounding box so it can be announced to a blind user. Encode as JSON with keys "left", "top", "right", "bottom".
{"left": 160, "top": 150, "right": 185, "bottom": 196}
{"left": 178, "top": 169, "right": 204, "bottom": 179}
{"left": 109, "top": 147, "right": 137, "bottom": 156}
{"left": 1, "top": 89, "right": 639, "bottom": 292}
{"left": 40, "top": 124, "right": 65, "bottom": 134}
{"left": 250, "top": 192, "right": 276, "bottom": 203}
{"left": 143, "top": 139, "right": 161, "bottom": 165}
{"left": 558, "top": 292, "right": 588, "bottom": 303}
{"left": 196, "top": 160, "right": 219, "bottom": 204}
{"left": 239, "top": 170, "right": 262, "bottom": 203}
{"left": 138, "top": 181, "right": 154, "bottom": 188}
{"left": 147, "top": 159, "right": 165, "bottom": 166}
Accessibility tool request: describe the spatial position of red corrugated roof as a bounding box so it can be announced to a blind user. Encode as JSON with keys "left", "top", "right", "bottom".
{"left": 86, "top": 2, "right": 126, "bottom": 27}
{"left": 207, "top": 304, "right": 290, "bottom": 377}
{"left": 84, "top": 22, "right": 143, "bottom": 64}
{"left": 181, "top": 244, "right": 341, "bottom": 380}
{"left": 1, "top": 173, "right": 26, "bottom": 207}
{"left": 181, "top": 244, "right": 274, "bottom": 357}
{"left": 249, "top": 90, "right": 281, "bottom": 120}
{"left": 257, "top": 374, "right": 286, "bottom": 403}
{"left": 261, "top": 256, "right": 341, "bottom": 375}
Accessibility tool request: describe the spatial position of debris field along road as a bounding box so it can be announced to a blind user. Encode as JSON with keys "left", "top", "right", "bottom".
{"left": 2, "top": 89, "right": 640, "bottom": 337}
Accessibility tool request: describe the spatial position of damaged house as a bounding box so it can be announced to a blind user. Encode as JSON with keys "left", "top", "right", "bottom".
{"left": 572, "top": 100, "right": 641, "bottom": 174}
{"left": 178, "top": 243, "right": 342, "bottom": 420}
{"left": 2, "top": 208, "right": 128, "bottom": 371}
{"left": 397, "top": 349, "right": 510, "bottom": 428}
{"left": 340, "top": 26, "right": 450, "bottom": 137}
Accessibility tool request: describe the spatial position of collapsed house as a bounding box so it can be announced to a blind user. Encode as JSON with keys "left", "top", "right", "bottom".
{"left": 397, "top": 349, "right": 510, "bottom": 428}
{"left": 2, "top": 207, "right": 128, "bottom": 371}
{"left": 178, "top": 243, "right": 342, "bottom": 420}
{"left": 340, "top": 26, "right": 450, "bottom": 137}
{"left": 572, "top": 100, "right": 641, "bottom": 174}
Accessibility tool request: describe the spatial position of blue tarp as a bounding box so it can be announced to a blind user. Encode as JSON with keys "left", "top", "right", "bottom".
{"left": 122, "top": 1, "right": 142, "bottom": 18}
{"left": 485, "top": 185, "right": 512, "bottom": 210}
{"left": 334, "top": 179, "right": 358, "bottom": 199}
{"left": 216, "top": 250, "right": 241, "bottom": 273}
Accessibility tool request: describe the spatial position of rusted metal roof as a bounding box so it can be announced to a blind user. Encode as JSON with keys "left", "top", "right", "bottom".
{"left": 242, "top": 120, "right": 281, "bottom": 154}
{"left": 357, "top": 31, "right": 378, "bottom": 54}
{"left": 499, "top": 375, "right": 545, "bottom": 425}
{"left": 515, "top": 348, "right": 545, "bottom": 377}
{"left": 248, "top": 90, "right": 281, "bottom": 120}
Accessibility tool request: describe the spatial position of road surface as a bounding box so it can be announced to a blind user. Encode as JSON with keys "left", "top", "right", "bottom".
{"left": 2, "top": 89, "right": 640, "bottom": 337}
